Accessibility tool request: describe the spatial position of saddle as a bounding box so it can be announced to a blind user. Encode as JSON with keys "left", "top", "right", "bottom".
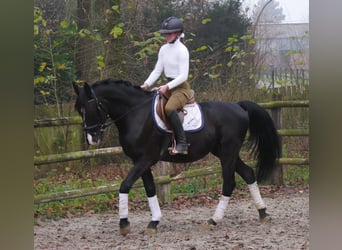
{"left": 156, "top": 89, "right": 196, "bottom": 130}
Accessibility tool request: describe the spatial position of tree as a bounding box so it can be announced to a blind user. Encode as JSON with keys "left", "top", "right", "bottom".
{"left": 252, "top": 0, "right": 285, "bottom": 24}
{"left": 34, "top": 4, "right": 79, "bottom": 106}
{"left": 194, "top": 0, "right": 250, "bottom": 49}
{"left": 34, "top": 0, "right": 256, "bottom": 104}
{"left": 75, "top": 0, "right": 94, "bottom": 82}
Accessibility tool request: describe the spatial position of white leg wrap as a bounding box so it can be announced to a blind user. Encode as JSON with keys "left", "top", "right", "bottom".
{"left": 212, "top": 195, "right": 230, "bottom": 222}
{"left": 119, "top": 193, "right": 129, "bottom": 219}
{"left": 148, "top": 195, "right": 162, "bottom": 221}
{"left": 248, "top": 182, "right": 266, "bottom": 210}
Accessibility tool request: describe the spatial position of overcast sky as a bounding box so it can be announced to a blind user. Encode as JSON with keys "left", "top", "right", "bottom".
{"left": 242, "top": 0, "right": 309, "bottom": 23}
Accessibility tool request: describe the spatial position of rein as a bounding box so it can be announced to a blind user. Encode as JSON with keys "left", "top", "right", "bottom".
{"left": 111, "top": 92, "right": 153, "bottom": 123}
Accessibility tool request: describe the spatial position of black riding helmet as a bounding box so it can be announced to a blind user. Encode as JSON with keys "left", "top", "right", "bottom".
{"left": 158, "top": 16, "right": 184, "bottom": 34}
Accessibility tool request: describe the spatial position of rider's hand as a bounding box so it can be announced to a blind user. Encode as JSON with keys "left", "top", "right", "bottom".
{"left": 157, "top": 84, "right": 169, "bottom": 95}
{"left": 140, "top": 83, "right": 149, "bottom": 90}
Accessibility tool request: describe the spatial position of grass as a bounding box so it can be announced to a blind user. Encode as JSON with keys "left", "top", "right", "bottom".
{"left": 34, "top": 178, "right": 117, "bottom": 219}
{"left": 283, "top": 165, "right": 309, "bottom": 185}
{"left": 34, "top": 163, "right": 309, "bottom": 220}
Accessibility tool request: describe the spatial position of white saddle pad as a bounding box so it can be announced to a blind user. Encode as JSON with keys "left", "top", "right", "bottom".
{"left": 152, "top": 93, "right": 204, "bottom": 133}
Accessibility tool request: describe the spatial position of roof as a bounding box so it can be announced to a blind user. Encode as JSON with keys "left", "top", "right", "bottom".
{"left": 256, "top": 22, "right": 309, "bottom": 39}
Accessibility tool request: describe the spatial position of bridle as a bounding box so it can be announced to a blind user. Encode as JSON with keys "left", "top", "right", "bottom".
{"left": 82, "top": 88, "right": 111, "bottom": 134}
{"left": 82, "top": 87, "right": 154, "bottom": 134}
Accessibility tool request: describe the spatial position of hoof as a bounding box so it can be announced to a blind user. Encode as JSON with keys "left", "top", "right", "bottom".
{"left": 260, "top": 214, "right": 272, "bottom": 222}
{"left": 201, "top": 218, "right": 217, "bottom": 230}
{"left": 145, "top": 227, "right": 157, "bottom": 235}
{"left": 120, "top": 226, "right": 131, "bottom": 236}
{"left": 145, "top": 221, "right": 159, "bottom": 235}
{"left": 258, "top": 208, "right": 271, "bottom": 222}
{"left": 119, "top": 218, "right": 131, "bottom": 236}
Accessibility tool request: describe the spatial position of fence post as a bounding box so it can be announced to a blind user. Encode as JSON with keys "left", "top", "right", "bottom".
{"left": 271, "top": 69, "right": 284, "bottom": 185}
{"left": 156, "top": 161, "right": 171, "bottom": 204}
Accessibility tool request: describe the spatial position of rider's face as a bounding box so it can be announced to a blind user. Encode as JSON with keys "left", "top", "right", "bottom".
{"left": 164, "top": 32, "right": 178, "bottom": 43}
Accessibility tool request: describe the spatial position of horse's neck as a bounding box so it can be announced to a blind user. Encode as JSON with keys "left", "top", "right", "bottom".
{"left": 99, "top": 87, "right": 152, "bottom": 122}
{"left": 112, "top": 95, "right": 153, "bottom": 138}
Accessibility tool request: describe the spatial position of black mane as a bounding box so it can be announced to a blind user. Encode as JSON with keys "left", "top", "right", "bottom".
{"left": 91, "top": 78, "right": 152, "bottom": 96}
{"left": 92, "top": 78, "right": 134, "bottom": 87}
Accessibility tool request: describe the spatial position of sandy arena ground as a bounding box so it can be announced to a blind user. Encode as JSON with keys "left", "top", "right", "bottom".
{"left": 34, "top": 186, "right": 309, "bottom": 249}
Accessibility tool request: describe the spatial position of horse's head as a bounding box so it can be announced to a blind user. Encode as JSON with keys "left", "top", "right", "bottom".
{"left": 73, "top": 82, "right": 109, "bottom": 145}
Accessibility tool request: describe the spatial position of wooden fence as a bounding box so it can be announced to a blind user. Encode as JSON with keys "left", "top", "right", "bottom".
{"left": 34, "top": 100, "right": 309, "bottom": 204}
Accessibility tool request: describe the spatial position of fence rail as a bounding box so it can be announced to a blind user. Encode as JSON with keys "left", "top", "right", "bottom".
{"left": 34, "top": 147, "right": 123, "bottom": 165}
{"left": 34, "top": 100, "right": 309, "bottom": 204}
{"left": 33, "top": 127, "right": 308, "bottom": 165}
{"left": 33, "top": 101, "right": 309, "bottom": 127}
{"left": 34, "top": 116, "right": 82, "bottom": 128}
{"left": 34, "top": 156, "right": 308, "bottom": 204}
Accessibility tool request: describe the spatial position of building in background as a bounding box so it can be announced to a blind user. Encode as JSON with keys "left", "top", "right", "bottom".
{"left": 255, "top": 22, "right": 309, "bottom": 70}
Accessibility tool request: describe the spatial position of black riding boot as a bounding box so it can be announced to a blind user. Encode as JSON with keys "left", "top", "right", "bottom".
{"left": 167, "top": 110, "right": 188, "bottom": 155}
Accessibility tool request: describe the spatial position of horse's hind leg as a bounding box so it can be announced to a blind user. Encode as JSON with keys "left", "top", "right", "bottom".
{"left": 235, "top": 157, "right": 270, "bottom": 221}
{"left": 141, "top": 168, "right": 162, "bottom": 235}
{"left": 206, "top": 153, "right": 238, "bottom": 227}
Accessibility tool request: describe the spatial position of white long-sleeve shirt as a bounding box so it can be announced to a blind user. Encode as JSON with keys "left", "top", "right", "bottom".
{"left": 144, "top": 38, "right": 189, "bottom": 90}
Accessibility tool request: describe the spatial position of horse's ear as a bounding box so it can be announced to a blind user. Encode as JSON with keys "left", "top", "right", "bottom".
{"left": 83, "top": 82, "right": 92, "bottom": 99}
{"left": 72, "top": 81, "right": 79, "bottom": 96}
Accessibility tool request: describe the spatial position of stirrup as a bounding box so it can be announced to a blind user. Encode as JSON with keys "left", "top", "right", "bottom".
{"left": 168, "top": 139, "right": 188, "bottom": 155}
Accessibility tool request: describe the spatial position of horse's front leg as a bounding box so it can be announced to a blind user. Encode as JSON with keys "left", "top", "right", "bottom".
{"left": 118, "top": 193, "right": 130, "bottom": 236}
{"left": 118, "top": 164, "right": 149, "bottom": 236}
{"left": 118, "top": 162, "right": 161, "bottom": 236}
{"left": 141, "top": 168, "right": 162, "bottom": 235}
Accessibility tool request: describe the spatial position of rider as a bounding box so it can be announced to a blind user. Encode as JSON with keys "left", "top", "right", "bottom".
{"left": 141, "top": 16, "right": 191, "bottom": 155}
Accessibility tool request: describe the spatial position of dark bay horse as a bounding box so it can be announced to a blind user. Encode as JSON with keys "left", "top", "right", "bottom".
{"left": 73, "top": 78, "right": 281, "bottom": 235}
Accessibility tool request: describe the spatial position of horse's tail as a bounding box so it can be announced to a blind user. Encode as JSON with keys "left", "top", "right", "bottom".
{"left": 238, "top": 100, "right": 281, "bottom": 183}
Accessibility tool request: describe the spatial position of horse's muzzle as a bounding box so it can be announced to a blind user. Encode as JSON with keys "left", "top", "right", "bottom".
{"left": 86, "top": 133, "right": 101, "bottom": 145}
